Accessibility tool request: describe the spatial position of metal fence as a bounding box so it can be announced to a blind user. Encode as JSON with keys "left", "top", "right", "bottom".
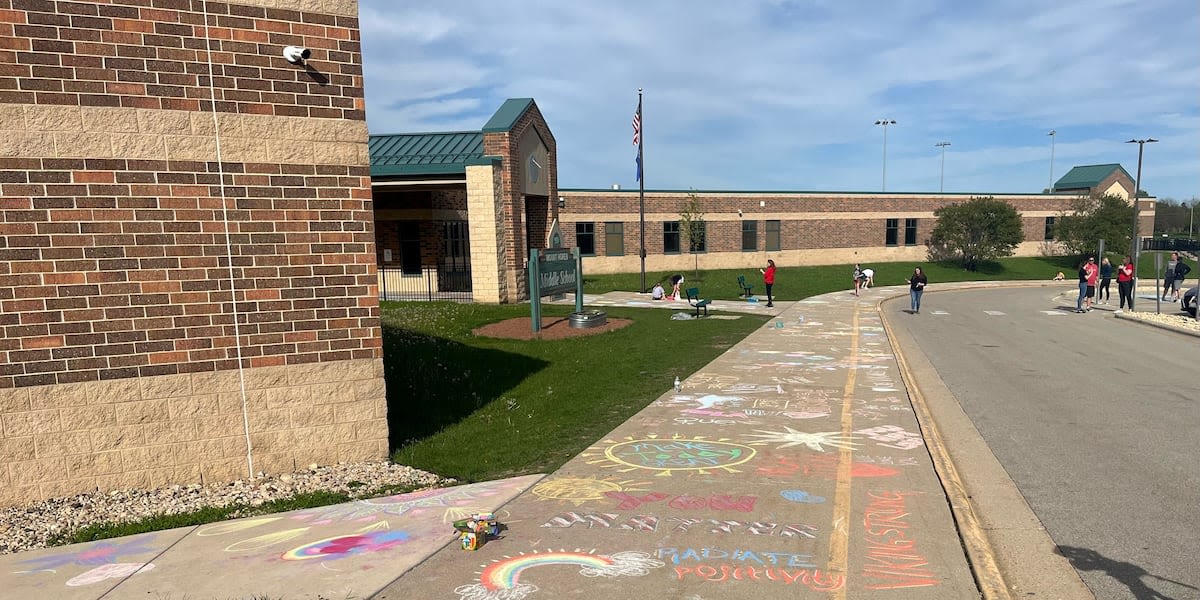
{"left": 378, "top": 266, "right": 473, "bottom": 302}
{"left": 1141, "top": 237, "right": 1200, "bottom": 253}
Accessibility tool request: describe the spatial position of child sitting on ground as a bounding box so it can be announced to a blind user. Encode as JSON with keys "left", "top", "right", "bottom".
{"left": 651, "top": 281, "right": 664, "bottom": 300}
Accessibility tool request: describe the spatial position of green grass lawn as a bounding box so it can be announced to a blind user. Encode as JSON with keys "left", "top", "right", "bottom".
{"left": 583, "top": 256, "right": 1088, "bottom": 300}
{"left": 384, "top": 302, "right": 767, "bottom": 481}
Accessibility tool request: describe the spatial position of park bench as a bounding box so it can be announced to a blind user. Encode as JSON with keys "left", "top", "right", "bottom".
{"left": 737, "top": 275, "right": 754, "bottom": 297}
{"left": 685, "top": 287, "right": 712, "bottom": 317}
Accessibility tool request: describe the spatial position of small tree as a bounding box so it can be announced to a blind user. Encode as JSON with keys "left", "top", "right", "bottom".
{"left": 927, "top": 196, "right": 1023, "bottom": 270}
{"left": 1055, "top": 193, "right": 1134, "bottom": 256}
{"left": 679, "top": 191, "right": 706, "bottom": 278}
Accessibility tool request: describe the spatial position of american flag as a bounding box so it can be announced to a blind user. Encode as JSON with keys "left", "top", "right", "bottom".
{"left": 632, "top": 102, "right": 641, "bottom": 146}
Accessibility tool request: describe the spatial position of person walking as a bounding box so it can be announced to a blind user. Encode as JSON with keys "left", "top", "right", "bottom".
{"left": 760, "top": 259, "right": 776, "bottom": 307}
{"left": 906, "top": 267, "right": 927, "bottom": 314}
{"left": 1171, "top": 252, "right": 1190, "bottom": 302}
{"left": 1116, "top": 255, "right": 1135, "bottom": 311}
{"left": 1075, "top": 259, "right": 1089, "bottom": 313}
{"left": 1084, "top": 256, "right": 1098, "bottom": 311}
{"left": 1163, "top": 253, "right": 1178, "bottom": 301}
{"left": 1098, "top": 257, "right": 1113, "bottom": 304}
{"left": 852, "top": 264, "right": 864, "bottom": 297}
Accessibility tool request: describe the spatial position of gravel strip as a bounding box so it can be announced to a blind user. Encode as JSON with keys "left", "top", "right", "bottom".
{"left": 1115, "top": 306, "right": 1200, "bottom": 334}
{"left": 0, "top": 462, "right": 451, "bottom": 555}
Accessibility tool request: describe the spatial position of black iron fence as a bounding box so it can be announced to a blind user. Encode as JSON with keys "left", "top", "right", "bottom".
{"left": 379, "top": 266, "right": 473, "bottom": 302}
{"left": 1141, "top": 237, "right": 1200, "bottom": 253}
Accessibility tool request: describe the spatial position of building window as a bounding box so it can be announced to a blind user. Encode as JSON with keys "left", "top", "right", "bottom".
{"left": 576, "top": 222, "right": 595, "bottom": 256}
{"left": 885, "top": 218, "right": 899, "bottom": 246}
{"left": 605, "top": 222, "right": 624, "bottom": 256}
{"left": 687, "top": 222, "right": 707, "bottom": 252}
{"left": 1044, "top": 216, "right": 1056, "bottom": 240}
{"left": 904, "top": 218, "right": 918, "bottom": 246}
{"left": 742, "top": 220, "right": 758, "bottom": 251}
{"left": 766, "top": 220, "right": 781, "bottom": 252}
{"left": 663, "top": 221, "right": 680, "bottom": 254}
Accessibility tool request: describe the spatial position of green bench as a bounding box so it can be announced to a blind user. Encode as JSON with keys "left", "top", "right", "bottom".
{"left": 737, "top": 275, "right": 754, "bottom": 297}
{"left": 685, "top": 287, "right": 712, "bottom": 317}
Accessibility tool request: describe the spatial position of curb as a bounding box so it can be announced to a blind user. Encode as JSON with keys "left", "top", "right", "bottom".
{"left": 875, "top": 290, "right": 1013, "bottom": 600}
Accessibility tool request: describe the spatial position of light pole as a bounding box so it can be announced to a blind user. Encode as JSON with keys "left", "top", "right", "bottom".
{"left": 875, "top": 119, "right": 896, "bottom": 192}
{"left": 1127, "top": 137, "right": 1157, "bottom": 297}
{"left": 935, "top": 141, "right": 951, "bottom": 192}
{"left": 1047, "top": 130, "right": 1056, "bottom": 192}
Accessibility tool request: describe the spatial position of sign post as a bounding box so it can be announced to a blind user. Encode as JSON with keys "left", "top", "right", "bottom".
{"left": 528, "top": 247, "right": 582, "bottom": 333}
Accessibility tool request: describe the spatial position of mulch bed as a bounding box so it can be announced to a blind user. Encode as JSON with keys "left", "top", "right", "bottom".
{"left": 472, "top": 316, "right": 633, "bottom": 340}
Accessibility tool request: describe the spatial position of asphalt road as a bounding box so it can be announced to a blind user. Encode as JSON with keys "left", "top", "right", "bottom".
{"left": 886, "top": 285, "right": 1200, "bottom": 600}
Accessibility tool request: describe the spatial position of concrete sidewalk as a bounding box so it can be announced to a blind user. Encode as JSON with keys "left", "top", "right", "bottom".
{"left": 0, "top": 284, "right": 1089, "bottom": 599}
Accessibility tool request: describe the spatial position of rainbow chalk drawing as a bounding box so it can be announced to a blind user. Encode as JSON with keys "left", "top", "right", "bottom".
{"left": 454, "top": 549, "right": 664, "bottom": 600}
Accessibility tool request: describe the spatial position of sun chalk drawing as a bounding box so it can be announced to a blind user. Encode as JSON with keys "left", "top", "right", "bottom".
{"left": 455, "top": 550, "right": 664, "bottom": 600}
{"left": 743, "top": 427, "right": 857, "bottom": 452}
{"left": 66, "top": 562, "right": 154, "bottom": 586}
{"left": 781, "top": 490, "right": 826, "bottom": 504}
{"left": 531, "top": 477, "right": 649, "bottom": 506}
{"left": 583, "top": 435, "right": 756, "bottom": 476}
{"left": 281, "top": 529, "right": 409, "bottom": 561}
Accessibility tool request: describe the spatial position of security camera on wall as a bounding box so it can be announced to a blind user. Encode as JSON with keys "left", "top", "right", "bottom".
{"left": 283, "top": 46, "right": 311, "bottom": 65}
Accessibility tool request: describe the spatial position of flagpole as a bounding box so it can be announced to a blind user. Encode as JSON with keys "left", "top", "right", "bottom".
{"left": 638, "top": 88, "right": 646, "bottom": 293}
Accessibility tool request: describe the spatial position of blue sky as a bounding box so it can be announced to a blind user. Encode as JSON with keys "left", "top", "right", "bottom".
{"left": 358, "top": 0, "right": 1199, "bottom": 201}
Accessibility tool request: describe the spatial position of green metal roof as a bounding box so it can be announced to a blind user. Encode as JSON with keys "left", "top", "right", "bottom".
{"left": 1054, "top": 164, "right": 1131, "bottom": 190}
{"left": 482, "top": 98, "right": 535, "bottom": 132}
{"left": 368, "top": 131, "right": 483, "bottom": 177}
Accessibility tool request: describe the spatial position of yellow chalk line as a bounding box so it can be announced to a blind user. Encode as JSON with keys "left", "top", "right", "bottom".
{"left": 879, "top": 297, "right": 1013, "bottom": 599}
{"left": 826, "top": 302, "right": 860, "bottom": 599}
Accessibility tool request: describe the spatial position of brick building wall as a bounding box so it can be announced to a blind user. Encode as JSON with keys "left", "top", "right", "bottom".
{"left": 481, "top": 104, "right": 557, "bottom": 301}
{"left": 0, "top": 0, "right": 387, "bottom": 506}
{"left": 557, "top": 190, "right": 1145, "bottom": 274}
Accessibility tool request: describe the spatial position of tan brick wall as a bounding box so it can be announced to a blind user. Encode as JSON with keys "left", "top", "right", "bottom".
{"left": 0, "top": 358, "right": 386, "bottom": 506}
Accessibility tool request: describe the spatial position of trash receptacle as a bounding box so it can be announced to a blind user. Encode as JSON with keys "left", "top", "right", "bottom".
{"left": 568, "top": 310, "right": 607, "bottom": 328}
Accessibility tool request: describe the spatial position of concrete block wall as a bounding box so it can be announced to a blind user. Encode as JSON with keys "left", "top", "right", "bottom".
{"left": 0, "top": 0, "right": 387, "bottom": 506}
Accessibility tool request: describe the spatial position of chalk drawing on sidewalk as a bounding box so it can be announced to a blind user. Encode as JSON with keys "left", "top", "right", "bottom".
{"left": 863, "top": 491, "right": 939, "bottom": 589}
{"left": 530, "top": 477, "right": 650, "bottom": 506}
{"left": 66, "top": 562, "right": 155, "bottom": 587}
{"left": 780, "top": 489, "right": 826, "bottom": 504}
{"left": 284, "top": 478, "right": 524, "bottom": 525}
{"left": 743, "top": 427, "right": 857, "bottom": 452}
{"left": 756, "top": 454, "right": 899, "bottom": 480}
{"left": 854, "top": 425, "right": 926, "bottom": 450}
{"left": 14, "top": 536, "right": 160, "bottom": 573}
{"left": 455, "top": 549, "right": 664, "bottom": 600}
{"left": 281, "top": 523, "right": 410, "bottom": 561}
{"left": 582, "top": 434, "right": 756, "bottom": 476}
{"left": 540, "top": 513, "right": 818, "bottom": 538}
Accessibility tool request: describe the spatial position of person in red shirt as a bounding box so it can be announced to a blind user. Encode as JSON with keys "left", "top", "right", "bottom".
{"left": 1084, "top": 256, "right": 1099, "bottom": 311}
{"left": 1116, "top": 255, "right": 1135, "bottom": 310}
{"left": 760, "top": 259, "right": 776, "bottom": 307}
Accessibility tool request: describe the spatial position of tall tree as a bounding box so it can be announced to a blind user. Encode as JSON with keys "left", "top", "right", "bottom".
{"left": 679, "top": 191, "right": 706, "bottom": 278}
{"left": 1055, "top": 193, "right": 1134, "bottom": 256}
{"left": 927, "top": 196, "right": 1023, "bottom": 270}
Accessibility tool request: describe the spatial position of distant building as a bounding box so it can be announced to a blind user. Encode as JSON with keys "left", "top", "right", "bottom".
{"left": 369, "top": 100, "right": 1154, "bottom": 281}
{"left": 1052, "top": 164, "right": 1136, "bottom": 197}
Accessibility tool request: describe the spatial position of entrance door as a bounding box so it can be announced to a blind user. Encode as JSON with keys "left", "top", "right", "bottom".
{"left": 440, "top": 221, "right": 471, "bottom": 292}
